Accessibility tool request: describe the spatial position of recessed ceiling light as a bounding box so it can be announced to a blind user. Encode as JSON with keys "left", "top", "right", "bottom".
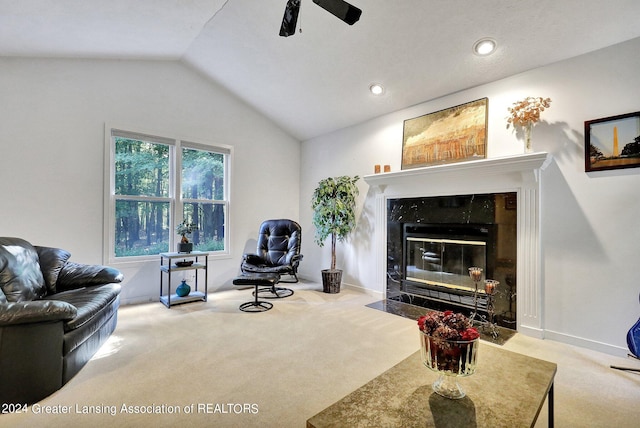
{"left": 369, "top": 83, "right": 384, "bottom": 95}
{"left": 473, "top": 38, "right": 497, "bottom": 56}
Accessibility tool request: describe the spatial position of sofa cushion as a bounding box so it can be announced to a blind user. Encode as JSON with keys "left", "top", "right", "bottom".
{"left": 44, "top": 283, "right": 121, "bottom": 332}
{"left": 0, "top": 300, "right": 77, "bottom": 326}
{"left": 35, "top": 246, "right": 72, "bottom": 294}
{"left": 0, "top": 237, "right": 47, "bottom": 302}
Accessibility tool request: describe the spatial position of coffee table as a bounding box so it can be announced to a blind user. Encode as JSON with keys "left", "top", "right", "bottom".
{"left": 307, "top": 342, "right": 556, "bottom": 427}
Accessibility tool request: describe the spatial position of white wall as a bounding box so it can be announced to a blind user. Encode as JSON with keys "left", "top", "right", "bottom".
{"left": 0, "top": 58, "right": 300, "bottom": 304}
{"left": 300, "top": 37, "right": 640, "bottom": 356}
{"left": 2, "top": 39, "right": 638, "bottom": 355}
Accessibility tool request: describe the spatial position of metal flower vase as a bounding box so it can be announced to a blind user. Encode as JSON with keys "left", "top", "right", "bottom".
{"left": 420, "top": 331, "right": 479, "bottom": 399}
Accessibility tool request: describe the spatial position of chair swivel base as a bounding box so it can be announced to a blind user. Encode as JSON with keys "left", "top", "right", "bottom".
{"left": 254, "top": 286, "right": 294, "bottom": 299}
{"left": 239, "top": 290, "right": 273, "bottom": 312}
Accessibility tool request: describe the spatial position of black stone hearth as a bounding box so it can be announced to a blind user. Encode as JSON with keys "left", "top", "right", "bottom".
{"left": 366, "top": 299, "right": 516, "bottom": 345}
{"left": 387, "top": 193, "right": 518, "bottom": 330}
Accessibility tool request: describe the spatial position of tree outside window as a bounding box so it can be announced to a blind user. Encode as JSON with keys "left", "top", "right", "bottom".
{"left": 181, "top": 147, "right": 226, "bottom": 252}
{"left": 110, "top": 131, "right": 228, "bottom": 259}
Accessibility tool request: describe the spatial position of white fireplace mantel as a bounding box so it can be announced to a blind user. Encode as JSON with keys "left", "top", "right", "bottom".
{"left": 364, "top": 152, "right": 552, "bottom": 338}
{"left": 363, "top": 152, "right": 552, "bottom": 192}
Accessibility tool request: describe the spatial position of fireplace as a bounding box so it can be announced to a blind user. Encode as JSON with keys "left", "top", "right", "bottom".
{"left": 387, "top": 194, "right": 516, "bottom": 327}
{"left": 363, "top": 153, "right": 550, "bottom": 337}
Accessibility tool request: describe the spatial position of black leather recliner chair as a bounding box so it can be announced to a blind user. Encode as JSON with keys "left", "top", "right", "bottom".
{"left": 241, "top": 219, "right": 303, "bottom": 297}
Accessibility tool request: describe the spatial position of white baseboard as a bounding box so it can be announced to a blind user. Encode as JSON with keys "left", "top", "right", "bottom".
{"left": 120, "top": 295, "right": 157, "bottom": 306}
{"left": 518, "top": 324, "right": 545, "bottom": 339}
{"left": 297, "top": 275, "right": 384, "bottom": 299}
{"left": 543, "top": 329, "right": 629, "bottom": 358}
{"left": 342, "top": 282, "right": 384, "bottom": 299}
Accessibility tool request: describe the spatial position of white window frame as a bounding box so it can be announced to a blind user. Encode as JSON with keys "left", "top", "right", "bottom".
{"left": 104, "top": 125, "right": 232, "bottom": 264}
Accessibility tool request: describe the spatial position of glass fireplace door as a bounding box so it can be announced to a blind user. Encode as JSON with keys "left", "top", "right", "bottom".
{"left": 405, "top": 237, "right": 486, "bottom": 292}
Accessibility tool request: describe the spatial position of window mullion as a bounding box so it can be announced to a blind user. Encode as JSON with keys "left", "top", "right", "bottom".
{"left": 114, "top": 195, "right": 172, "bottom": 203}
{"left": 172, "top": 142, "right": 181, "bottom": 250}
{"left": 182, "top": 198, "right": 225, "bottom": 204}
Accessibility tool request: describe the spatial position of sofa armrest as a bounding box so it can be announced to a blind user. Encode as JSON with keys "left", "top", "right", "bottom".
{"left": 0, "top": 300, "right": 77, "bottom": 326}
{"left": 56, "top": 262, "right": 124, "bottom": 292}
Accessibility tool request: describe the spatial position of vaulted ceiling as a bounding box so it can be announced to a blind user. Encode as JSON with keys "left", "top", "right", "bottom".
{"left": 2, "top": 0, "right": 640, "bottom": 141}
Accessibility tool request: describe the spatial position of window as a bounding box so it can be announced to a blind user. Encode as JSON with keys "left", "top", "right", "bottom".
{"left": 180, "top": 145, "right": 227, "bottom": 252}
{"left": 106, "top": 129, "right": 230, "bottom": 261}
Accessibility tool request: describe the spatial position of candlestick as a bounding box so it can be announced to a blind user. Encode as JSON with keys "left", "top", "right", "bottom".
{"left": 485, "top": 279, "right": 498, "bottom": 295}
{"left": 468, "top": 267, "right": 483, "bottom": 322}
{"left": 484, "top": 279, "right": 500, "bottom": 338}
{"left": 469, "top": 267, "right": 482, "bottom": 282}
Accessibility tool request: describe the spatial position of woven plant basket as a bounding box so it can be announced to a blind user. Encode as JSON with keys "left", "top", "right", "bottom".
{"left": 321, "top": 269, "right": 342, "bottom": 294}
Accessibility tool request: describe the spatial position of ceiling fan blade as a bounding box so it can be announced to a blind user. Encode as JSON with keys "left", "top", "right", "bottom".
{"left": 280, "top": 0, "right": 301, "bottom": 37}
{"left": 313, "top": 0, "right": 361, "bottom": 25}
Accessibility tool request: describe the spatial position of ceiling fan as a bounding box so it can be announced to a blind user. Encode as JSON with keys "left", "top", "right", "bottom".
{"left": 280, "top": 0, "right": 362, "bottom": 37}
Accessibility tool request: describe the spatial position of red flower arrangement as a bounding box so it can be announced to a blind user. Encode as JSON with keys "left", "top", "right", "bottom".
{"left": 418, "top": 311, "right": 480, "bottom": 375}
{"left": 417, "top": 310, "right": 480, "bottom": 341}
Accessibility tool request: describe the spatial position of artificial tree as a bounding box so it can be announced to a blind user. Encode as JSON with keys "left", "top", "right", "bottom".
{"left": 311, "top": 175, "right": 360, "bottom": 293}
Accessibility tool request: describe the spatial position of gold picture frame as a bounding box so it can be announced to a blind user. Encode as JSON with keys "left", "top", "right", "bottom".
{"left": 401, "top": 98, "right": 488, "bottom": 169}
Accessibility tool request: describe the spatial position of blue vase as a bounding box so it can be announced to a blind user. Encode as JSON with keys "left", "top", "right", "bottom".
{"left": 176, "top": 280, "right": 191, "bottom": 297}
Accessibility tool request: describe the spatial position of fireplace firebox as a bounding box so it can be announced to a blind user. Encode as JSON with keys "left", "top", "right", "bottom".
{"left": 387, "top": 193, "right": 517, "bottom": 328}
{"left": 403, "top": 223, "right": 494, "bottom": 292}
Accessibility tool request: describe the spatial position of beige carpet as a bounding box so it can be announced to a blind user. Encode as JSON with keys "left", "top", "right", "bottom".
{"left": 3, "top": 280, "right": 640, "bottom": 427}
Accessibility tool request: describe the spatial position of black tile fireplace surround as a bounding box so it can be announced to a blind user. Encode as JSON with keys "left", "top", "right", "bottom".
{"left": 386, "top": 192, "right": 517, "bottom": 329}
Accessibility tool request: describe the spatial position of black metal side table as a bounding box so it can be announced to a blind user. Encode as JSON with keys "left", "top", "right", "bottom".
{"left": 160, "top": 251, "right": 209, "bottom": 308}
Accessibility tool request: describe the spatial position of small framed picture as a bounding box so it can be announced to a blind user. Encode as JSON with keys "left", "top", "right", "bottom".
{"left": 585, "top": 111, "right": 640, "bottom": 172}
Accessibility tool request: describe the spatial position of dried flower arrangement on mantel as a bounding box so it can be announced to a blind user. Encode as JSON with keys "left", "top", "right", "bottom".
{"left": 507, "top": 96, "right": 552, "bottom": 153}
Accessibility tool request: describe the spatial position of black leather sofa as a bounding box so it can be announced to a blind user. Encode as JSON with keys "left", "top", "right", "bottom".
{"left": 0, "top": 237, "right": 123, "bottom": 405}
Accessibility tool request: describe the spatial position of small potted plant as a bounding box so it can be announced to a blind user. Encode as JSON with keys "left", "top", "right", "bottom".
{"left": 311, "top": 175, "right": 360, "bottom": 293}
{"left": 176, "top": 220, "right": 198, "bottom": 253}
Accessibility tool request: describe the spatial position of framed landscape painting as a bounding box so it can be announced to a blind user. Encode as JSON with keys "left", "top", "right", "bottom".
{"left": 585, "top": 111, "right": 640, "bottom": 172}
{"left": 401, "top": 98, "right": 488, "bottom": 169}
